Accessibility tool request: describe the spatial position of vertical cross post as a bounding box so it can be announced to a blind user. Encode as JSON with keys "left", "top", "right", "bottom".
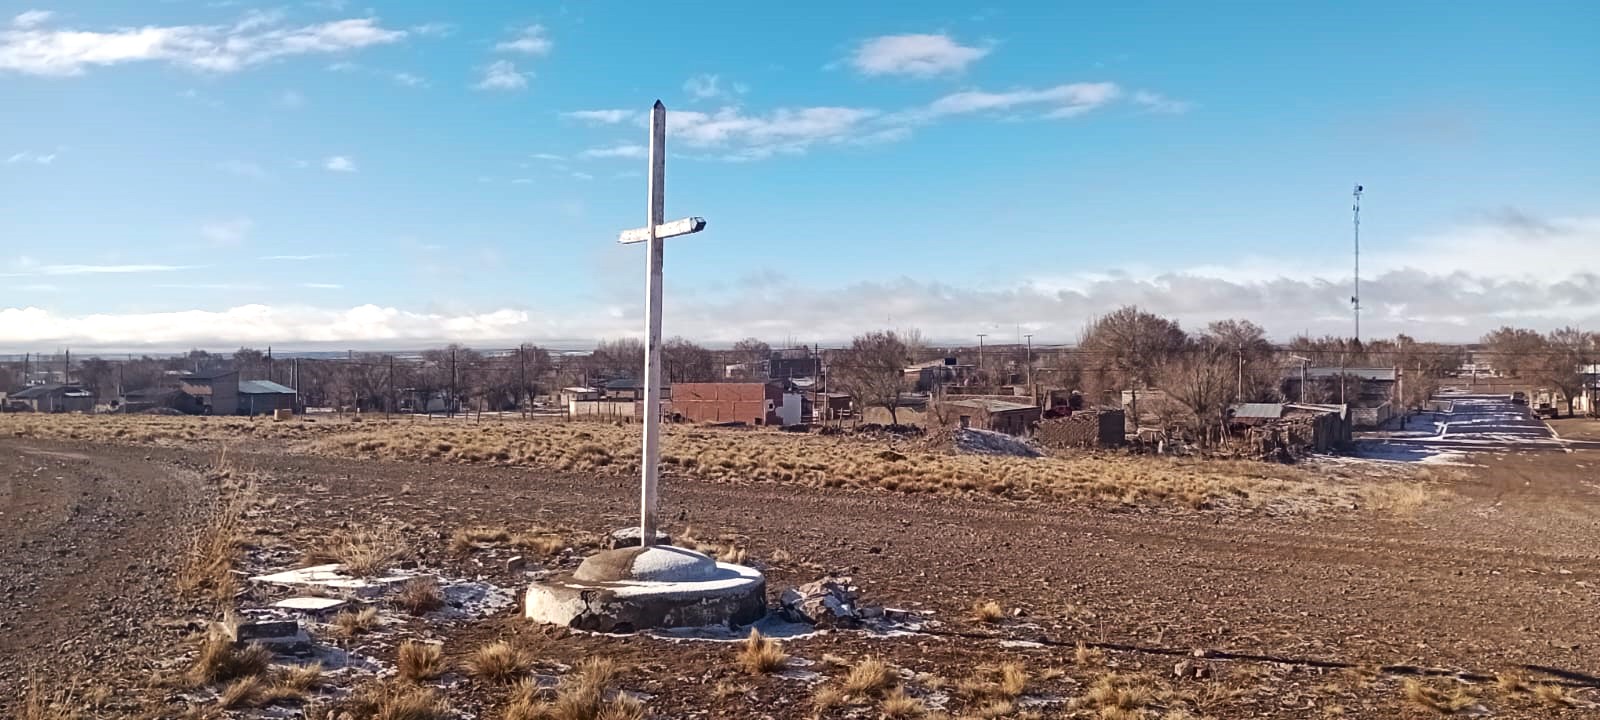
{"left": 639, "top": 101, "right": 667, "bottom": 547}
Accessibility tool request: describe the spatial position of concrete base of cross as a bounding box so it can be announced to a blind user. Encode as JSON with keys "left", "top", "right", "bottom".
{"left": 524, "top": 545, "right": 766, "bottom": 632}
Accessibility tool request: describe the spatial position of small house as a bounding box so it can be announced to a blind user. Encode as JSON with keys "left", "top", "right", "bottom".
{"left": 120, "top": 387, "right": 201, "bottom": 414}
{"left": 671, "top": 381, "right": 802, "bottom": 426}
{"left": 180, "top": 369, "right": 240, "bottom": 415}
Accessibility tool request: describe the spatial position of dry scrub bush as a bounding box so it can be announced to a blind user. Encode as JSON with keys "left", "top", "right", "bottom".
{"left": 971, "top": 600, "right": 1005, "bottom": 623}
{"left": 452, "top": 525, "right": 511, "bottom": 554}
{"left": 512, "top": 657, "right": 643, "bottom": 720}
{"left": 177, "top": 483, "right": 253, "bottom": 604}
{"left": 305, "top": 525, "right": 407, "bottom": 577}
{"left": 955, "top": 661, "right": 1029, "bottom": 704}
{"left": 515, "top": 530, "right": 568, "bottom": 557}
{"left": 188, "top": 635, "right": 271, "bottom": 686}
{"left": 842, "top": 657, "right": 897, "bottom": 698}
{"left": 878, "top": 686, "right": 927, "bottom": 718}
{"left": 1074, "top": 641, "right": 1105, "bottom": 666}
{"left": 21, "top": 681, "right": 85, "bottom": 720}
{"left": 218, "top": 677, "right": 264, "bottom": 709}
{"left": 398, "top": 640, "right": 445, "bottom": 683}
{"left": 1071, "top": 672, "right": 1156, "bottom": 715}
{"left": 466, "top": 640, "right": 532, "bottom": 685}
{"left": 1532, "top": 683, "right": 1577, "bottom": 707}
{"left": 332, "top": 606, "right": 380, "bottom": 637}
{"left": 373, "top": 686, "right": 452, "bottom": 720}
{"left": 1401, "top": 678, "right": 1477, "bottom": 714}
{"left": 395, "top": 576, "right": 446, "bottom": 615}
{"left": 737, "top": 629, "right": 788, "bottom": 674}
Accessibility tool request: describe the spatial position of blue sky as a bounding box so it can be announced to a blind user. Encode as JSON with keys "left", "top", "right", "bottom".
{"left": 2, "top": 0, "right": 1597, "bottom": 350}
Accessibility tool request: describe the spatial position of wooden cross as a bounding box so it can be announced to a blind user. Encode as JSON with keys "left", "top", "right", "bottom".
{"left": 617, "top": 100, "right": 707, "bottom": 548}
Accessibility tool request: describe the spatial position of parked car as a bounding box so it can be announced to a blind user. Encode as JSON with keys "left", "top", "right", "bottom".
{"left": 1511, "top": 391, "right": 1527, "bottom": 405}
{"left": 1533, "top": 388, "right": 1559, "bottom": 418}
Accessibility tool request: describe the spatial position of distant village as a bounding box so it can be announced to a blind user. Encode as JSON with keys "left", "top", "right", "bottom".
{"left": 3, "top": 309, "right": 1597, "bottom": 456}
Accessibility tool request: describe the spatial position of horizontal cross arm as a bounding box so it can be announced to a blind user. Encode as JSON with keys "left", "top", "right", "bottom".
{"left": 617, "top": 216, "right": 706, "bottom": 244}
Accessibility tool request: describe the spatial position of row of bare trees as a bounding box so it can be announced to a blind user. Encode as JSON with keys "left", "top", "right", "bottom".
{"left": 1480, "top": 326, "right": 1597, "bottom": 415}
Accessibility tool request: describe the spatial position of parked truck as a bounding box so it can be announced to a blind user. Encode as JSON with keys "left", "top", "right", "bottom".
{"left": 1532, "top": 388, "right": 1560, "bottom": 418}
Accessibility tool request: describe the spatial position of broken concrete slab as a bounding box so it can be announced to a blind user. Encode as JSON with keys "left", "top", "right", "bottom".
{"left": 250, "top": 564, "right": 414, "bottom": 598}
{"left": 272, "top": 597, "right": 347, "bottom": 614}
{"left": 609, "top": 527, "right": 673, "bottom": 549}
{"left": 218, "top": 616, "right": 311, "bottom": 653}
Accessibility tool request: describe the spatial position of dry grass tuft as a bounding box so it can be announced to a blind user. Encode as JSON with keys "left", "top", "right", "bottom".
{"left": 218, "top": 676, "right": 264, "bottom": 709}
{"left": 21, "top": 680, "right": 85, "bottom": 720}
{"left": 971, "top": 600, "right": 1005, "bottom": 623}
{"left": 177, "top": 483, "right": 252, "bottom": 603}
{"left": 956, "top": 661, "right": 1029, "bottom": 706}
{"left": 278, "top": 664, "right": 323, "bottom": 692}
{"left": 515, "top": 531, "right": 568, "bottom": 557}
{"left": 737, "top": 629, "right": 789, "bottom": 675}
{"left": 1075, "top": 672, "right": 1155, "bottom": 714}
{"left": 465, "top": 640, "right": 532, "bottom": 685}
{"left": 398, "top": 640, "right": 445, "bottom": 683}
{"left": 373, "top": 686, "right": 452, "bottom": 720}
{"left": 305, "top": 526, "right": 407, "bottom": 577}
{"left": 1495, "top": 672, "right": 1529, "bottom": 695}
{"left": 811, "top": 684, "right": 848, "bottom": 716}
{"left": 1401, "top": 678, "right": 1477, "bottom": 714}
{"left": 1074, "top": 641, "right": 1105, "bottom": 666}
{"left": 395, "top": 576, "right": 446, "bottom": 615}
{"left": 331, "top": 606, "right": 380, "bottom": 637}
{"left": 879, "top": 686, "right": 927, "bottom": 718}
{"left": 188, "top": 634, "right": 272, "bottom": 686}
{"left": 1532, "top": 683, "right": 1576, "bottom": 707}
{"left": 513, "top": 657, "right": 643, "bottom": 720}
{"left": 842, "top": 657, "right": 897, "bottom": 698}
{"left": 451, "top": 525, "right": 511, "bottom": 554}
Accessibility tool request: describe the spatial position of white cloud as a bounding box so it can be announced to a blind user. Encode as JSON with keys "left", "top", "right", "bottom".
{"left": 922, "top": 82, "right": 1121, "bottom": 119}
{"left": 0, "top": 263, "right": 198, "bottom": 277}
{"left": 201, "top": 217, "right": 253, "bottom": 246}
{"left": 666, "top": 106, "right": 880, "bottom": 160}
{"left": 531, "top": 152, "right": 563, "bottom": 161}
{"left": 0, "top": 15, "right": 407, "bottom": 76}
{"left": 580, "top": 143, "right": 646, "bottom": 159}
{"left": 260, "top": 253, "right": 340, "bottom": 261}
{"left": 1132, "top": 90, "right": 1191, "bottom": 115}
{"left": 684, "top": 73, "right": 742, "bottom": 101}
{"left": 571, "top": 171, "right": 593, "bottom": 181}
{"left": 11, "top": 10, "right": 52, "bottom": 29}
{"left": 474, "top": 59, "right": 528, "bottom": 91}
{"left": 494, "top": 24, "right": 551, "bottom": 55}
{"left": 409, "top": 22, "right": 453, "bottom": 38}
{"left": 392, "top": 71, "right": 427, "bottom": 87}
{"left": 563, "top": 109, "right": 631, "bottom": 124}
{"left": 217, "top": 160, "right": 266, "bottom": 178}
{"left": 852, "top": 33, "right": 989, "bottom": 77}
{"left": 301, "top": 282, "right": 342, "bottom": 289}
{"left": 277, "top": 89, "right": 306, "bottom": 108}
{"left": 6, "top": 150, "right": 56, "bottom": 164}
{"left": 323, "top": 155, "right": 356, "bottom": 172}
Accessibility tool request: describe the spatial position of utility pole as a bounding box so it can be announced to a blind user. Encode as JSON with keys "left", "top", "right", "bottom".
{"left": 1024, "top": 334, "right": 1034, "bottom": 404}
{"left": 449, "top": 348, "right": 457, "bottom": 418}
{"left": 1351, "top": 184, "right": 1363, "bottom": 344}
{"left": 976, "top": 333, "right": 987, "bottom": 384}
{"left": 63, "top": 349, "right": 70, "bottom": 385}
{"left": 520, "top": 346, "right": 528, "bottom": 419}
{"left": 1237, "top": 343, "right": 1244, "bottom": 398}
{"left": 387, "top": 355, "right": 395, "bottom": 419}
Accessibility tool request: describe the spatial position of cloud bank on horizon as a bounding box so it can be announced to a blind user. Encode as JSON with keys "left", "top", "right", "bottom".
{"left": 5, "top": 212, "right": 1596, "bottom": 351}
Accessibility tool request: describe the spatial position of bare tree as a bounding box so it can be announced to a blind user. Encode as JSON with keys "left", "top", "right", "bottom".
{"left": 1481, "top": 326, "right": 1547, "bottom": 379}
{"left": 1204, "top": 319, "right": 1276, "bottom": 402}
{"left": 833, "top": 330, "right": 912, "bottom": 425}
{"left": 730, "top": 337, "right": 772, "bottom": 377}
{"left": 1161, "top": 338, "right": 1236, "bottom": 445}
{"left": 1539, "top": 327, "right": 1595, "bottom": 416}
{"left": 662, "top": 337, "right": 716, "bottom": 383}
{"left": 590, "top": 338, "right": 646, "bottom": 380}
{"left": 1079, "top": 305, "right": 1188, "bottom": 393}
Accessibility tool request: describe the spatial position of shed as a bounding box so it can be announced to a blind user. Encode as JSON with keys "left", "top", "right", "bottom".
{"left": 238, "top": 380, "right": 297, "bottom": 416}
{"left": 946, "top": 397, "right": 1041, "bottom": 436}
{"left": 8, "top": 384, "right": 95, "bottom": 413}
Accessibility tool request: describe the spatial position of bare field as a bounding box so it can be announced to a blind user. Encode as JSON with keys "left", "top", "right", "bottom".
{"left": 0, "top": 413, "right": 1439, "bottom": 515}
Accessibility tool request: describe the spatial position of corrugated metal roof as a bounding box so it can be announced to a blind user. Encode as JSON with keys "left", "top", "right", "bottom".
{"left": 1230, "top": 403, "right": 1284, "bottom": 419}
{"left": 12, "top": 384, "right": 68, "bottom": 399}
{"left": 238, "top": 380, "right": 296, "bottom": 394}
{"left": 182, "top": 368, "right": 238, "bottom": 381}
{"left": 949, "top": 398, "right": 1038, "bottom": 413}
{"left": 1298, "top": 367, "right": 1398, "bottom": 381}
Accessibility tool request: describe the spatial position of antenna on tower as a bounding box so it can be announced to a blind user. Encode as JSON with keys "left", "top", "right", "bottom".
{"left": 1351, "top": 184, "right": 1363, "bottom": 344}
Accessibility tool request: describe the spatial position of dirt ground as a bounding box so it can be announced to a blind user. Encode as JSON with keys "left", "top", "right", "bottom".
{"left": 2, "top": 418, "right": 1598, "bottom": 718}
